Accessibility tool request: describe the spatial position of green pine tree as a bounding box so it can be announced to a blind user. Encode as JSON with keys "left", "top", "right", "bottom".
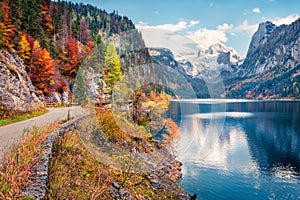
{"left": 73, "top": 67, "right": 87, "bottom": 104}
{"left": 103, "top": 42, "right": 122, "bottom": 94}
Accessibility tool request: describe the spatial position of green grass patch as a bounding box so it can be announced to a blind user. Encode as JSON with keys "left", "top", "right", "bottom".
{"left": 0, "top": 109, "right": 49, "bottom": 127}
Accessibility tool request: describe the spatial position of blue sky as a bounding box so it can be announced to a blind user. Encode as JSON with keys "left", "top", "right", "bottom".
{"left": 71, "top": 0, "right": 299, "bottom": 55}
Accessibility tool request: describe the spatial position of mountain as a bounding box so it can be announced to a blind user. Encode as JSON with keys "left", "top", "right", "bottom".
{"left": 149, "top": 47, "right": 217, "bottom": 98}
{"left": 245, "top": 21, "right": 276, "bottom": 61}
{"left": 195, "top": 43, "right": 244, "bottom": 79}
{"left": 227, "top": 18, "right": 300, "bottom": 99}
{"left": 149, "top": 17, "right": 300, "bottom": 100}
{"left": 148, "top": 43, "right": 244, "bottom": 80}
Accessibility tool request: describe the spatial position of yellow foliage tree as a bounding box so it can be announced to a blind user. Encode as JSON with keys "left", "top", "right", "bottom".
{"left": 18, "top": 32, "right": 31, "bottom": 60}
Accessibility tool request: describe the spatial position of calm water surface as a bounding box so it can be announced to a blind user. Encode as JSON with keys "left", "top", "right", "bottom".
{"left": 170, "top": 100, "right": 300, "bottom": 200}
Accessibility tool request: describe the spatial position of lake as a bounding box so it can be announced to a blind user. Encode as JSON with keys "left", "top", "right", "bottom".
{"left": 169, "top": 100, "right": 300, "bottom": 200}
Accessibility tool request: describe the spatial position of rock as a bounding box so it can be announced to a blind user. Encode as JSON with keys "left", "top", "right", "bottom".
{"left": 109, "top": 181, "right": 134, "bottom": 200}
{"left": 239, "top": 18, "right": 300, "bottom": 77}
{"left": 47, "top": 92, "right": 62, "bottom": 104}
{"left": 246, "top": 21, "right": 276, "bottom": 59}
{"left": 190, "top": 194, "right": 197, "bottom": 200}
{"left": 217, "top": 52, "right": 231, "bottom": 65}
{"left": 20, "top": 115, "right": 89, "bottom": 199}
{"left": 112, "top": 181, "right": 120, "bottom": 189}
{"left": 228, "top": 18, "right": 300, "bottom": 98}
{"left": 149, "top": 178, "right": 159, "bottom": 184}
{"left": 61, "top": 91, "right": 69, "bottom": 104}
{"left": 109, "top": 186, "right": 119, "bottom": 198}
{"left": 0, "top": 50, "right": 43, "bottom": 114}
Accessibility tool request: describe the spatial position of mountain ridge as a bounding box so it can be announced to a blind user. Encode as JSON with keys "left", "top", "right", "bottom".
{"left": 149, "top": 18, "right": 300, "bottom": 99}
{"left": 227, "top": 18, "right": 300, "bottom": 99}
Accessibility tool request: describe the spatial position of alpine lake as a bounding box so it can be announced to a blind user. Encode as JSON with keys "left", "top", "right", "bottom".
{"left": 168, "top": 99, "right": 300, "bottom": 200}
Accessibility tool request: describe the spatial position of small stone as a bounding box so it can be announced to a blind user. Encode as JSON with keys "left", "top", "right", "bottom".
{"left": 150, "top": 178, "right": 159, "bottom": 184}
{"left": 112, "top": 181, "right": 120, "bottom": 189}
{"left": 119, "top": 188, "right": 128, "bottom": 196}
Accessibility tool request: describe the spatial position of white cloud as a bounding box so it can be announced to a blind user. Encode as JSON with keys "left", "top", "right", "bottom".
{"left": 252, "top": 8, "right": 261, "bottom": 13}
{"left": 136, "top": 20, "right": 187, "bottom": 32}
{"left": 186, "top": 23, "right": 234, "bottom": 49}
{"left": 188, "top": 20, "right": 200, "bottom": 27}
{"left": 136, "top": 20, "right": 200, "bottom": 32}
{"left": 232, "top": 20, "right": 258, "bottom": 35}
{"left": 133, "top": 13, "right": 299, "bottom": 57}
{"left": 154, "top": 21, "right": 188, "bottom": 32}
{"left": 188, "top": 28, "right": 228, "bottom": 49}
{"left": 217, "top": 23, "right": 233, "bottom": 31}
{"left": 137, "top": 19, "right": 257, "bottom": 51}
{"left": 136, "top": 20, "right": 202, "bottom": 56}
{"left": 272, "top": 14, "right": 299, "bottom": 26}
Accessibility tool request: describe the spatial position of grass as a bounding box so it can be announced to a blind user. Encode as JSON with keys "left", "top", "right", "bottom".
{"left": 0, "top": 121, "right": 61, "bottom": 199}
{"left": 0, "top": 108, "right": 49, "bottom": 127}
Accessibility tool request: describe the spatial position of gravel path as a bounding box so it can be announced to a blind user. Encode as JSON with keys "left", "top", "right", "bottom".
{"left": 0, "top": 106, "right": 86, "bottom": 158}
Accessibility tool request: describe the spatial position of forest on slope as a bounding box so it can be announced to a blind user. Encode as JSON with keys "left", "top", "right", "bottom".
{"left": 0, "top": 0, "right": 136, "bottom": 98}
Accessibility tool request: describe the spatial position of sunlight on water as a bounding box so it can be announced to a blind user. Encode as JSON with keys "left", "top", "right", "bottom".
{"left": 186, "top": 112, "right": 254, "bottom": 119}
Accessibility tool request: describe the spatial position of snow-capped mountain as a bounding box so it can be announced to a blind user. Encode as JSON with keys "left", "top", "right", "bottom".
{"left": 193, "top": 43, "right": 244, "bottom": 79}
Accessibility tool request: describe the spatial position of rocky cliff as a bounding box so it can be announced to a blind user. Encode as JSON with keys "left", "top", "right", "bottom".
{"left": 245, "top": 21, "right": 276, "bottom": 60}
{"left": 0, "top": 51, "right": 43, "bottom": 116}
{"left": 227, "top": 18, "right": 300, "bottom": 99}
{"left": 239, "top": 19, "right": 300, "bottom": 77}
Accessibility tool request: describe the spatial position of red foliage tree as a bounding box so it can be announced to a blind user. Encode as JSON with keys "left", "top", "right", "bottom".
{"left": 0, "top": 0, "right": 16, "bottom": 51}
{"left": 58, "top": 36, "right": 82, "bottom": 84}
{"left": 29, "top": 40, "right": 55, "bottom": 94}
{"left": 80, "top": 20, "right": 94, "bottom": 53}
{"left": 65, "top": 36, "right": 80, "bottom": 78}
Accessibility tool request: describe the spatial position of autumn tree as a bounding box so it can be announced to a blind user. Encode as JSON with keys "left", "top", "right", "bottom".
{"left": 162, "top": 118, "right": 179, "bottom": 146}
{"left": 18, "top": 31, "right": 31, "bottom": 60}
{"left": 0, "top": 1, "right": 16, "bottom": 51}
{"left": 103, "top": 42, "right": 122, "bottom": 95}
{"left": 131, "top": 90, "right": 147, "bottom": 125}
{"left": 80, "top": 20, "right": 94, "bottom": 53}
{"left": 60, "top": 36, "right": 81, "bottom": 83}
{"left": 29, "top": 40, "right": 55, "bottom": 94}
{"left": 41, "top": 1, "right": 54, "bottom": 37}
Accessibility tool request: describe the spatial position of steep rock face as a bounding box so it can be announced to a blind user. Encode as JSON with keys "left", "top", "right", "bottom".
{"left": 0, "top": 51, "right": 43, "bottom": 112}
{"left": 239, "top": 19, "right": 300, "bottom": 77}
{"left": 246, "top": 21, "right": 276, "bottom": 59}
{"left": 227, "top": 18, "right": 300, "bottom": 99}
